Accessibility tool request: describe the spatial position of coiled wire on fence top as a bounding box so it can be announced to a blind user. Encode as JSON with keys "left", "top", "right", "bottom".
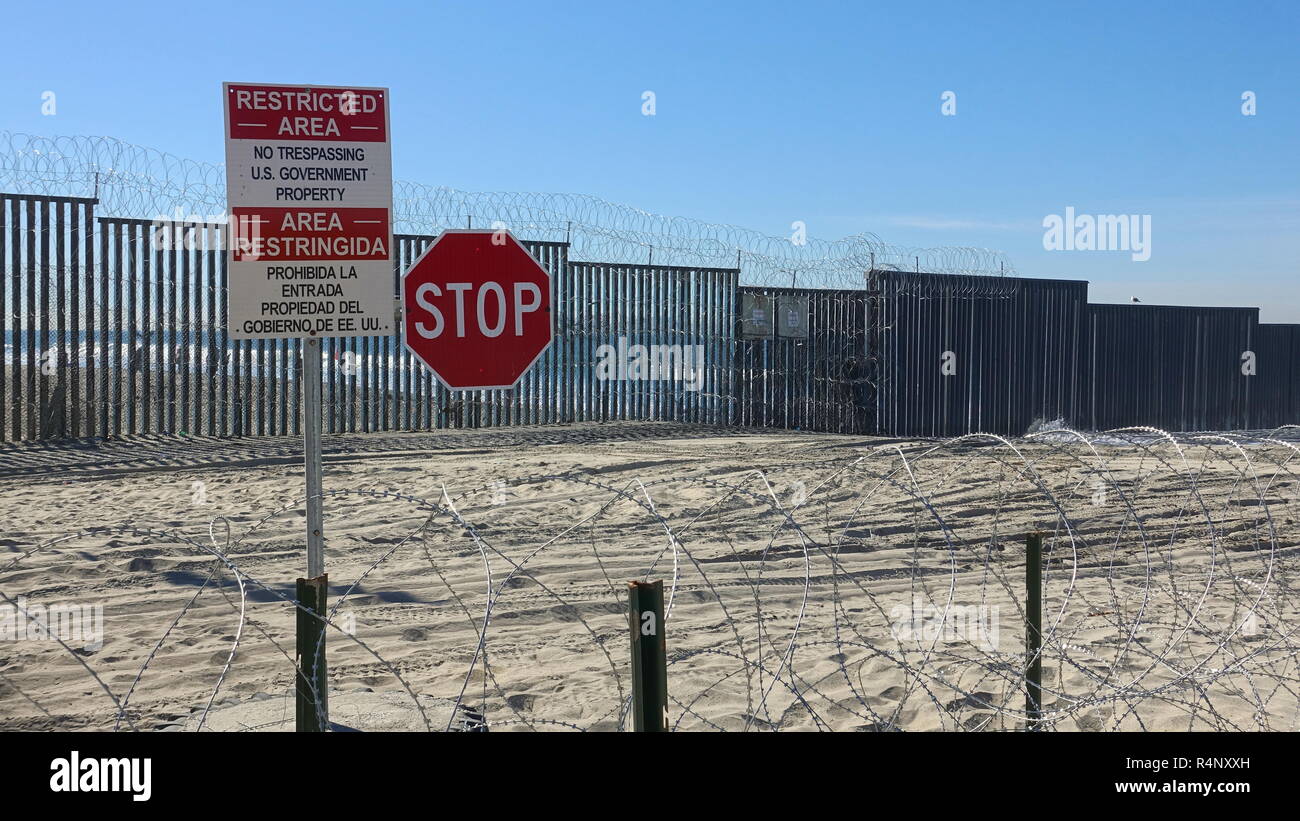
{"left": 0, "top": 131, "right": 1016, "bottom": 289}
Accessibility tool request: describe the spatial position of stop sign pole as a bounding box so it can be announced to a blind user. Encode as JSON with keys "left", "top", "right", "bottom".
{"left": 401, "top": 229, "right": 554, "bottom": 390}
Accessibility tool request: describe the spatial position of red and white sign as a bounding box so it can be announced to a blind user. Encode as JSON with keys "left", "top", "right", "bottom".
{"left": 223, "top": 82, "right": 393, "bottom": 339}
{"left": 401, "top": 230, "right": 553, "bottom": 390}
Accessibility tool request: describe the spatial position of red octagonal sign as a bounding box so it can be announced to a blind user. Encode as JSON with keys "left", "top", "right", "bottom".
{"left": 402, "top": 229, "right": 553, "bottom": 390}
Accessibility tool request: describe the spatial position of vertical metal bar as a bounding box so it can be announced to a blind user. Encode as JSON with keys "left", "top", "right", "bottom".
{"left": 217, "top": 225, "right": 229, "bottom": 435}
{"left": 377, "top": 305, "right": 388, "bottom": 432}
{"left": 591, "top": 265, "right": 602, "bottom": 422}
{"left": 627, "top": 579, "right": 668, "bottom": 732}
{"left": 195, "top": 229, "right": 209, "bottom": 437}
{"left": 180, "top": 222, "right": 193, "bottom": 435}
{"left": 140, "top": 220, "right": 153, "bottom": 434}
{"left": 398, "top": 240, "right": 410, "bottom": 430}
{"left": 1026, "top": 531, "right": 1043, "bottom": 731}
{"left": 261, "top": 345, "right": 273, "bottom": 439}
{"left": 630, "top": 264, "right": 638, "bottom": 420}
{"left": 543, "top": 246, "right": 553, "bottom": 426}
{"left": 341, "top": 336, "right": 351, "bottom": 435}
{"left": 655, "top": 266, "right": 665, "bottom": 421}
{"left": 82, "top": 206, "right": 95, "bottom": 439}
{"left": 366, "top": 332, "right": 377, "bottom": 431}
{"left": 291, "top": 338, "right": 302, "bottom": 436}
{"left": 588, "top": 265, "right": 598, "bottom": 422}
{"left": 569, "top": 260, "right": 579, "bottom": 425}
{"left": 585, "top": 262, "right": 595, "bottom": 422}
{"left": 278, "top": 337, "right": 289, "bottom": 436}
{"left": 707, "top": 270, "right": 717, "bottom": 424}
{"left": 97, "top": 218, "right": 109, "bottom": 437}
{"left": 55, "top": 202, "right": 69, "bottom": 439}
{"left": 716, "top": 270, "right": 725, "bottom": 425}
{"left": 206, "top": 226, "right": 218, "bottom": 437}
{"left": 232, "top": 280, "right": 245, "bottom": 438}
{"left": 11, "top": 198, "right": 22, "bottom": 440}
{"left": 689, "top": 271, "right": 699, "bottom": 424}
{"left": 326, "top": 337, "right": 336, "bottom": 434}
{"left": 579, "top": 262, "right": 590, "bottom": 422}
{"left": 607, "top": 264, "right": 616, "bottom": 422}
{"left": 154, "top": 222, "right": 166, "bottom": 434}
{"left": 647, "top": 266, "right": 656, "bottom": 420}
{"left": 124, "top": 222, "right": 137, "bottom": 435}
{"left": 304, "top": 336, "right": 325, "bottom": 577}
{"left": 604, "top": 265, "right": 613, "bottom": 422}
{"left": 164, "top": 232, "right": 176, "bottom": 434}
{"left": 356, "top": 337, "right": 366, "bottom": 433}
{"left": 617, "top": 266, "right": 627, "bottom": 421}
{"left": 556, "top": 245, "right": 566, "bottom": 423}
{"left": 107, "top": 219, "right": 121, "bottom": 438}
{"left": 0, "top": 198, "right": 7, "bottom": 443}
{"left": 25, "top": 199, "right": 37, "bottom": 440}
{"left": 564, "top": 248, "right": 574, "bottom": 423}
{"left": 38, "top": 200, "right": 50, "bottom": 439}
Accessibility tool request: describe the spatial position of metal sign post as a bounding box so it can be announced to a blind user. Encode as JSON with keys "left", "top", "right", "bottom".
{"left": 296, "top": 336, "right": 328, "bottom": 730}
{"left": 223, "top": 80, "right": 393, "bottom": 732}
{"left": 304, "top": 337, "right": 324, "bottom": 579}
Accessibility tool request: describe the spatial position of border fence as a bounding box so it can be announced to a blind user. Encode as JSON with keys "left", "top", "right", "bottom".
{"left": 1, "top": 189, "right": 1297, "bottom": 444}
{"left": 871, "top": 271, "right": 1089, "bottom": 437}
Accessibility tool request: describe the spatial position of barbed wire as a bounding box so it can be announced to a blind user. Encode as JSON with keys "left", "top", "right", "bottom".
{"left": 0, "top": 131, "right": 1017, "bottom": 287}
{"left": 1, "top": 425, "right": 1297, "bottom": 731}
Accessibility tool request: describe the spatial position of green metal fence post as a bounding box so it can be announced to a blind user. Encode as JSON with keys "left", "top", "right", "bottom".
{"left": 296, "top": 574, "right": 329, "bottom": 732}
{"left": 1025, "top": 533, "right": 1043, "bottom": 731}
{"left": 628, "top": 580, "right": 668, "bottom": 732}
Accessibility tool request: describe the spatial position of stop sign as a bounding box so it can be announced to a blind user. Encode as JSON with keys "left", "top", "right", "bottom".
{"left": 401, "top": 229, "right": 553, "bottom": 389}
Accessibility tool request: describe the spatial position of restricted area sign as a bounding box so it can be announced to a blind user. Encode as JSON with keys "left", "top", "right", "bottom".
{"left": 401, "top": 229, "right": 553, "bottom": 390}
{"left": 223, "top": 81, "right": 393, "bottom": 339}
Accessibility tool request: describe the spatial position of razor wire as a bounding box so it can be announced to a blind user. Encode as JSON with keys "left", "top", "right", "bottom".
{"left": 0, "top": 131, "right": 1016, "bottom": 287}
{"left": 1, "top": 425, "right": 1297, "bottom": 731}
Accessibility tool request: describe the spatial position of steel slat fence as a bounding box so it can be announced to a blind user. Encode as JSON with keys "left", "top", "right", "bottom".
{"left": 1, "top": 191, "right": 1296, "bottom": 444}
{"left": 872, "top": 271, "right": 1089, "bottom": 437}
{"left": 1085, "top": 304, "right": 1258, "bottom": 432}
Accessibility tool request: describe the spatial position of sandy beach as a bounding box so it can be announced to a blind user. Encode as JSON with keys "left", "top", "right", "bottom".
{"left": 1, "top": 422, "right": 1297, "bottom": 731}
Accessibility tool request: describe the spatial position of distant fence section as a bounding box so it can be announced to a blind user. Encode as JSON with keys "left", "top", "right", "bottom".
{"left": 1254, "top": 323, "right": 1300, "bottom": 430}
{"left": 871, "top": 271, "right": 1088, "bottom": 437}
{"left": 1, "top": 190, "right": 1297, "bottom": 444}
{"left": 734, "top": 286, "right": 871, "bottom": 433}
{"left": 1085, "top": 304, "right": 1257, "bottom": 432}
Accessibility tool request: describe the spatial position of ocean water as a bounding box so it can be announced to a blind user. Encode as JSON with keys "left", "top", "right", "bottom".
{"left": 1, "top": 331, "right": 410, "bottom": 382}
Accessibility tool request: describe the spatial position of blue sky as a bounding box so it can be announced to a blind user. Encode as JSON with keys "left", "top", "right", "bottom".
{"left": 3, "top": 0, "right": 1298, "bottom": 319}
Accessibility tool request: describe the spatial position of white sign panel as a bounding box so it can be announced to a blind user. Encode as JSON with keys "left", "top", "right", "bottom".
{"left": 223, "top": 82, "right": 393, "bottom": 339}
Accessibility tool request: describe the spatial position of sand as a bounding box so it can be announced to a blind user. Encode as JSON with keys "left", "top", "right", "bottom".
{"left": 1, "top": 422, "right": 1297, "bottom": 731}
